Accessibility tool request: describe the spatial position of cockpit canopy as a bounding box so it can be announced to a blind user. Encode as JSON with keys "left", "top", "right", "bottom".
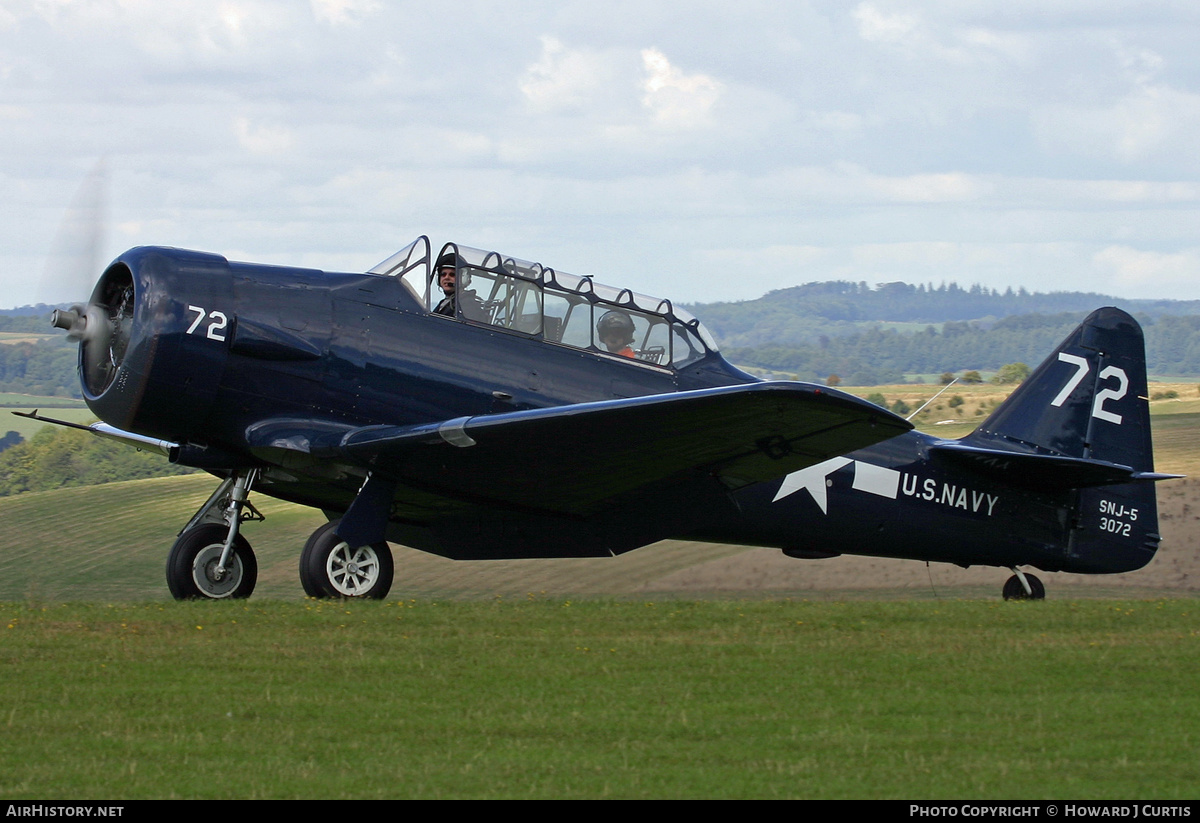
{"left": 370, "top": 237, "right": 718, "bottom": 370}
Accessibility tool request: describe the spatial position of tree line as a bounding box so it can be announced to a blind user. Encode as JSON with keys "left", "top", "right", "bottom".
{"left": 722, "top": 312, "right": 1200, "bottom": 384}
{"left": 0, "top": 424, "right": 195, "bottom": 497}
{"left": 685, "top": 280, "right": 1200, "bottom": 350}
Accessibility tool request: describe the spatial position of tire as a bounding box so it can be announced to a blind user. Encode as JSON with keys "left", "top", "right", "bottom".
{"left": 1002, "top": 573, "right": 1045, "bottom": 601}
{"left": 300, "top": 520, "right": 394, "bottom": 599}
{"left": 167, "top": 524, "right": 257, "bottom": 600}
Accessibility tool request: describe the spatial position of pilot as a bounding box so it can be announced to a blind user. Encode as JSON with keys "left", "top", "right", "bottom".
{"left": 597, "top": 311, "right": 637, "bottom": 358}
{"left": 432, "top": 252, "right": 486, "bottom": 321}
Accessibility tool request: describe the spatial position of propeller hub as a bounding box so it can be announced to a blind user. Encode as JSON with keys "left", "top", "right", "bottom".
{"left": 51, "top": 307, "right": 81, "bottom": 332}
{"left": 52, "top": 265, "right": 135, "bottom": 397}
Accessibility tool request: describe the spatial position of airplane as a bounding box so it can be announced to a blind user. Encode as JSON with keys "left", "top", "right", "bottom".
{"left": 25, "top": 236, "right": 1179, "bottom": 601}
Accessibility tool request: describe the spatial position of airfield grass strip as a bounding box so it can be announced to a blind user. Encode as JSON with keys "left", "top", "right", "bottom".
{"left": 0, "top": 598, "right": 1196, "bottom": 799}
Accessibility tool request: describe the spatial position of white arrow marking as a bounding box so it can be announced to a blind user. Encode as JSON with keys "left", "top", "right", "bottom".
{"left": 772, "top": 457, "right": 852, "bottom": 513}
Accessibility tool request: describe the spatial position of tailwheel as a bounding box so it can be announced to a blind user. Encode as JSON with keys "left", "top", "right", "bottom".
{"left": 1002, "top": 572, "right": 1045, "bottom": 601}
{"left": 300, "top": 520, "right": 394, "bottom": 599}
{"left": 167, "top": 524, "right": 258, "bottom": 600}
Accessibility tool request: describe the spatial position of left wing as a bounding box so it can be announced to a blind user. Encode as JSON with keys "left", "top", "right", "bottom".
{"left": 248, "top": 381, "right": 912, "bottom": 518}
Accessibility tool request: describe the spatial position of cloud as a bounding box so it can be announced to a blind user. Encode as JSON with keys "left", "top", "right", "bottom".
{"left": 507, "top": 40, "right": 741, "bottom": 165}
{"left": 852, "top": 2, "right": 1034, "bottom": 68}
{"left": 763, "top": 164, "right": 989, "bottom": 205}
{"left": 519, "top": 36, "right": 623, "bottom": 112}
{"left": 233, "top": 116, "right": 294, "bottom": 155}
{"left": 1035, "top": 83, "right": 1200, "bottom": 168}
{"left": 2, "top": 3, "right": 1200, "bottom": 309}
{"left": 310, "top": 0, "right": 380, "bottom": 27}
{"left": 640, "top": 47, "right": 722, "bottom": 128}
{"left": 853, "top": 3, "right": 919, "bottom": 44}
{"left": 1094, "top": 246, "right": 1200, "bottom": 296}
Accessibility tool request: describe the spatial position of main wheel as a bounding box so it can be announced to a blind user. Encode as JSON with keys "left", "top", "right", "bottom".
{"left": 300, "top": 520, "right": 394, "bottom": 599}
{"left": 1002, "top": 573, "right": 1045, "bottom": 601}
{"left": 167, "top": 524, "right": 257, "bottom": 600}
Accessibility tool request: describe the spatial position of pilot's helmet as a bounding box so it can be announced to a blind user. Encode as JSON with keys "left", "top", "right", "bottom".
{"left": 597, "top": 311, "right": 635, "bottom": 345}
{"left": 435, "top": 252, "right": 469, "bottom": 287}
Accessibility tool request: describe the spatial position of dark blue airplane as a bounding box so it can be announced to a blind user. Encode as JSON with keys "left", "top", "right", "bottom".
{"left": 30, "top": 236, "right": 1177, "bottom": 601}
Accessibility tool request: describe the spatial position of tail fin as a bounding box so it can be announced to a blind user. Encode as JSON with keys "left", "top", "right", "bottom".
{"left": 966, "top": 307, "right": 1153, "bottom": 469}
{"left": 943, "top": 308, "right": 1173, "bottom": 572}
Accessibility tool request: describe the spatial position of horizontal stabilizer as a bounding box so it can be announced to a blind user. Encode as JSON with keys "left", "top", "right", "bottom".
{"left": 931, "top": 442, "right": 1182, "bottom": 491}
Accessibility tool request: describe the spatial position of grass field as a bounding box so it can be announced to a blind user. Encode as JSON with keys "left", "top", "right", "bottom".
{"left": 0, "top": 333, "right": 58, "bottom": 344}
{"left": 1, "top": 598, "right": 1196, "bottom": 799}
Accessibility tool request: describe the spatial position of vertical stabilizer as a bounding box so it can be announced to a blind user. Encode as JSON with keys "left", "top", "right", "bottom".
{"left": 964, "top": 307, "right": 1152, "bottom": 471}
{"left": 963, "top": 308, "right": 1161, "bottom": 572}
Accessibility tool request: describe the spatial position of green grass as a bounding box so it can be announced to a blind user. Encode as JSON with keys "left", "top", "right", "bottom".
{"left": 0, "top": 333, "right": 58, "bottom": 344}
{"left": 0, "top": 599, "right": 1195, "bottom": 799}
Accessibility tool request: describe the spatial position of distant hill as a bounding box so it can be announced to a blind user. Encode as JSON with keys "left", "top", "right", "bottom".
{"left": 683, "top": 281, "right": 1200, "bottom": 349}
{"left": 678, "top": 281, "right": 1200, "bottom": 383}
{"left": 0, "top": 304, "right": 61, "bottom": 319}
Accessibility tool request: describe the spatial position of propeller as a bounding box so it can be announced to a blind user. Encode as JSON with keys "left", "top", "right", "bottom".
{"left": 42, "top": 160, "right": 132, "bottom": 396}
{"left": 38, "top": 159, "right": 109, "bottom": 307}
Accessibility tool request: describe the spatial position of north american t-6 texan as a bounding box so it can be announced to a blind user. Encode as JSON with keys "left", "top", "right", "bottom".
{"left": 26, "top": 236, "right": 1178, "bottom": 601}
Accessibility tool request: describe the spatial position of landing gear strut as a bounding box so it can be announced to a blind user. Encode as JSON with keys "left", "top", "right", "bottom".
{"left": 1002, "top": 569, "right": 1045, "bottom": 601}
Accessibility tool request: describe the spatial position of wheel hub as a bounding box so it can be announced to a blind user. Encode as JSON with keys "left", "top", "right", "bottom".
{"left": 192, "top": 545, "right": 243, "bottom": 598}
{"left": 327, "top": 543, "right": 379, "bottom": 596}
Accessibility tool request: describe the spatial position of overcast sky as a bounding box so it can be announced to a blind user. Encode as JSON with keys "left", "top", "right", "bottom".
{"left": 3, "top": 0, "right": 1199, "bottom": 309}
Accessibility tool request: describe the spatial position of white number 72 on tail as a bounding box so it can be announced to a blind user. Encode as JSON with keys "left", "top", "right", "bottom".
{"left": 1052, "top": 352, "right": 1127, "bottom": 424}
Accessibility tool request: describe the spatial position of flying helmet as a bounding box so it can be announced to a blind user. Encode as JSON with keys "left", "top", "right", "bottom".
{"left": 434, "top": 251, "right": 469, "bottom": 288}
{"left": 597, "top": 311, "right": 636, "bottom": 346}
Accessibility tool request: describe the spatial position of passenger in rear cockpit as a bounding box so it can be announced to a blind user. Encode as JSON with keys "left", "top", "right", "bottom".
{"left": 597, "top": 311, "right": 637, "bottom": 358}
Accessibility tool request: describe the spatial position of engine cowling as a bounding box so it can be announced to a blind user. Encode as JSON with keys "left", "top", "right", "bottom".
{"left": 80, "top": 247, "right": 234, "bottom": 443}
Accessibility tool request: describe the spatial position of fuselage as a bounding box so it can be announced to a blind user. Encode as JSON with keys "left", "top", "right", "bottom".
{"left": 696, "top": 430, "right": 1154, "bottom": 574}
{"left": 79, "top": 245, "right": 1161, "bottom": 576}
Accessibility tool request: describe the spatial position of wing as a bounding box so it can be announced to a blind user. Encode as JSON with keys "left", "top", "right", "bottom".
{"left": 248, "top": 381, "right": 912, "bottom": 518}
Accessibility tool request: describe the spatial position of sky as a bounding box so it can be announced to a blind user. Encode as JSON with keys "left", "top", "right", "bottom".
{"left": 2, "top": 0, "right": 1199, "bottom": 309}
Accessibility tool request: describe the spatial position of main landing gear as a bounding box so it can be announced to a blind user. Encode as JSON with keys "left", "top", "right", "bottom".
{"left": 167, "top": 471, "right": 395, "bottom": 601}
{"left": 299, "top": 520, "right": 394, "bottom": 600}
{"left": 1002, "top": 568, "right": 1045, "bottom": 601}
